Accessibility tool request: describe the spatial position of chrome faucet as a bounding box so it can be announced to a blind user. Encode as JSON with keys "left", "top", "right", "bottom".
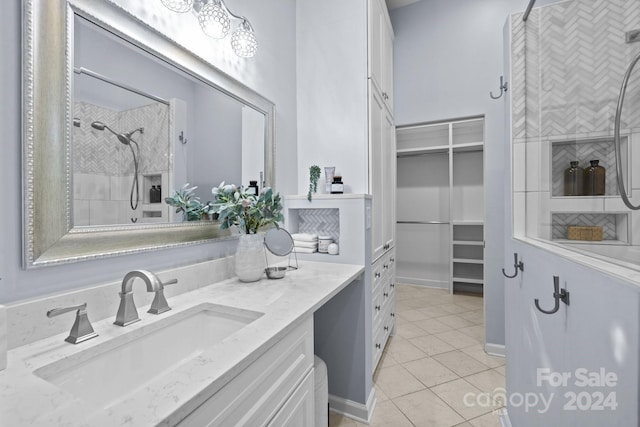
{"left": 114, "top": 270, "right": 177, "bottom": 326}
{"left": 47, "top": 302, "right": 98, "bottom": 344}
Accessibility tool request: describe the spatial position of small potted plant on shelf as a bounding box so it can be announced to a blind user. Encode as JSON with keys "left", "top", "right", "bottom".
{"left": 212, "top": 182, "right": 284, "bottom": 282}
{"left": 308, "top": 165, "right": 321, "bottom": 201}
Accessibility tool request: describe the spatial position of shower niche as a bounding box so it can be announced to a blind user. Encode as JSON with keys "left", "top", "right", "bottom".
{"left": 550, "top": 136, "right": 629, "bottom": 198}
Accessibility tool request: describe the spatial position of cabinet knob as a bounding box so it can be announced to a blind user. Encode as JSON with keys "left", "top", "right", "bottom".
{"left": 383, "top": 264, "right": 388, "bottom": 269}
{"left": 375, "top": 305, "right": 381, "bottom": 311}
{"left": 376, "top": 343, "right": 381, "bottom": 349}
{"left": 384, "top": 292, "right": 389, "bottom": 297}
{"left": 390, "top": 312, "right": 395, "bottom": 317}
{"left": 384, "top": 326, "right": 389, "bottom": 331}
{"left": 390, "top": 283, "right": 395, "bottom": 288}
{"left": 390, "top": 257, "right": 395, "bottom": 263}
{"left": 375, "top": 272, "right": 381, "bottom": 278}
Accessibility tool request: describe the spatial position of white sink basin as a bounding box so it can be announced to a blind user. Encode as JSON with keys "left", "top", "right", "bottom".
{"left": 34, "top": 303, "right": 263, "bottom": 409}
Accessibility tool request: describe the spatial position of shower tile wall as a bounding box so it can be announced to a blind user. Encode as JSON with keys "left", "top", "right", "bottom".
{"left": 73, "top": 101, "right": 170, "bottom": 226}
{"left": 511, "top": 0, "right": 640, "bottom": 243}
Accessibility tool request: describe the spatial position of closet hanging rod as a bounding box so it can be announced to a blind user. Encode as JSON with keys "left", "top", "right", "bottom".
{"left": 397, "top": 221, "right": 450, "bottom": 225}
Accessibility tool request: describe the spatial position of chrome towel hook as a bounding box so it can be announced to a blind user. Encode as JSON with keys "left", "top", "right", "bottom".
{"left": 490, "top": 75, "right": 508, "bottom": 99}
{"left": 502, "top": 252, "right": 524, "bottom": 278}
{"left": 534, "top": 276, "right": 570, "bottom": 315}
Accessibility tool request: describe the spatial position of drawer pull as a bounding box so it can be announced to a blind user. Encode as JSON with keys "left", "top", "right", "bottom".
{"left": 383, "top": 264, "right": 388, "bottom": 270}
{"left": 376, "top": 343, "right": 381, "bottom": 349}
{"left": 375, "top": 305, "right": 381, "bottom": 311}
{"left": 383, "top": 292, "right": 389, "bottom": 297}
{"left": 390, "top": 257, "right": 395, "bottom": 263}
{"left": 390, "top": 283, "right": 395, "bottom": 288}
{"left": 390, "top": 312, "right": 395, "bottom": 317}
{"left": 375, "top": 272, "right": 381, "bottom": 278}
{"left": 384, "top": 326, "right": 389, "bottom": 331}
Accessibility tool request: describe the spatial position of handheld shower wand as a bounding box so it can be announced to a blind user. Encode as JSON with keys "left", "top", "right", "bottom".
{"left": 91, "top": 121, "right": 143, "bottom": 211}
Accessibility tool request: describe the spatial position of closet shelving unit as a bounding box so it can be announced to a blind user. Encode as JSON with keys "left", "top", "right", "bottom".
{"left": 396, "top": 117, "right": 485, "bottom": 294}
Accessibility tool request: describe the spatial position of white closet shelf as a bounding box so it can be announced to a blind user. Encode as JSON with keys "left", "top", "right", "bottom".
{"left": 452, "top": 276, "right": 484, "bottom": 284}
{"left": 452, "top": 142, "right": 484, "bottom": 152}
{"left": 452, "top": 220, "right": 484, "bottom": 226}
{"left": 453, "top": 240, "right": 484, "bottom": 246}
{"left": 453, "top": 258, "right": 484, "bottom": 264}
{"left": 397, "top": 145, "right": 449, "bottom": 156}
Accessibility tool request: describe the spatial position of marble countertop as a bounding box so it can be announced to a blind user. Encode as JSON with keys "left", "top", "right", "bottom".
{"left": 0, "top": 261, "right": 364, "bottom": 426}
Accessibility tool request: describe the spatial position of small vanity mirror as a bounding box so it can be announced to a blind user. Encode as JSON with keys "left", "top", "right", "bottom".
{"left": 22, "top": 0, "right": 275, "bottom": 268}
{"left": 264, "top": 227, "right": 298, "bottom": 275}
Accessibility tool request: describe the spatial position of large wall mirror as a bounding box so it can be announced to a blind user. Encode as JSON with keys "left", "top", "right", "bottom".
{"left": 22, "top": 0, "right": 275, "bottom": 268}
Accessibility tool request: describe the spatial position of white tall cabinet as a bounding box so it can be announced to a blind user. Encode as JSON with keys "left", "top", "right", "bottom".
{"left": 368, "top": 0, "right": 396, "bottom": 372}
{"left": 295, "top": 0, "right": 397, "bottom": 417}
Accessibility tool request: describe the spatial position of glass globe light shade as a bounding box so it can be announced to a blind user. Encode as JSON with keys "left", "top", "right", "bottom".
{"left": 160, "top": 0, "right": 194, "bottom": 13}
{"left": 231, "top": 21, "right": 258, "bottom": 58}
{"left": 198, "top": 0, "right": 231, "bottom": 39}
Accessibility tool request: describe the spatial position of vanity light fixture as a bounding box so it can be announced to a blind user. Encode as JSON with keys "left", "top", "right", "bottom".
{"left": 160, "top": 0, "right": 258, "bottom": 58}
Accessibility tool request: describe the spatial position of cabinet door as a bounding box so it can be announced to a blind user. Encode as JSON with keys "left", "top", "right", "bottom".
{"left": 368, "top": 0, "right": 394, "bottom": 114}
{"left": 370, "top": 84, "right": 385, "bottom": 261}
{"left": 382, "top": 106, "right": 396, "bottom": 251}
{"left": 368, "top": 0, "right": 383, "bottom": 93}
{"left": 268, "top": 370, "right": 315, "bottom": 427}
{"left": 381, "top": 14, "right": 394, "bottom": 114}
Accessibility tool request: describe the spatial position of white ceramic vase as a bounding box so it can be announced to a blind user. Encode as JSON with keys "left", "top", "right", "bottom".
{"left": 235, "top": 233, "right": 266, "bottom": 282}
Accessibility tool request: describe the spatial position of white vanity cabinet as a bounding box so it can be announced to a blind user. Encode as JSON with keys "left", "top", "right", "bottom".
{"left": 179, "top": 317, "right": 315, "bottom": 427}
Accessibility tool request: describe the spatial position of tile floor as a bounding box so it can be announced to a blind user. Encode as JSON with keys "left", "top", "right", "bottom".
{"left": 329, "top": 284, "right": 506, "bottom": 427}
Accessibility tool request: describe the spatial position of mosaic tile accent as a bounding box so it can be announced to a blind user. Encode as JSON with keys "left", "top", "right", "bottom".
{"left": 295, "top": 208, "right": 340, "bottom": 245}
{"left": 512, "top": 0, "right": 640, "bottom": 140}
{"left": 551, "top": 213, "right": 618, "bottom": 240}
{"left": 73, "top": 101, "right": 170, "bottom": 175}
{"left": 551, "top": 138, "right": 622, "bottom": 196}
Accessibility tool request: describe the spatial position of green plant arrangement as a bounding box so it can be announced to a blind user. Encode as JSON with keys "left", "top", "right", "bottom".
{"left": 308, "top": 165, "right": 321, "bottom": 201}
{"left": 164, "top": 183, "right": 210, "bottom": 221}
{"left": 213, "top": 182, "right": 284, "bottom": 234}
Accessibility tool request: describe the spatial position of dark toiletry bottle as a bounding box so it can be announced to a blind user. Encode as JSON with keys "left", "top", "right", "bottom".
{"left": 150, "top": 185, "right": 161, "bottom": 203}
{"left": 331, "top": 175, "right": 344, "bottom": 194}
{"left": 564, "top": 161, "right": 583, "bottom": 196}
{"left": 156, "top": 185, "right": 162, "bottom": 202}
{"left": 584, "top": 160, "right": 605, "bottom": 196}
{"left": 248, "top": 180, "right": 259, "bottom": 196}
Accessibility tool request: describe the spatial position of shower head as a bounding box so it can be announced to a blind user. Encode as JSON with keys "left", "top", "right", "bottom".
{"left": 91, "top": 121, "right": 133, "bottom": 146}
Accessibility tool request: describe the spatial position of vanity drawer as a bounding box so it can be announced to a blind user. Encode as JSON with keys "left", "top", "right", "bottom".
{"left": 180, "top": 317, "right": 314, "bottom": 427}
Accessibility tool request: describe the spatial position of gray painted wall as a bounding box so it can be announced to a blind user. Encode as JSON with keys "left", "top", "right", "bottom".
{"left": 0, "top": 0, "right": 297, "bottom": 303}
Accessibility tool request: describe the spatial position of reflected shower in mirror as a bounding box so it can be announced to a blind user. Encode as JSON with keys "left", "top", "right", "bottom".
{"left": 72, "top": 14, "right": 265, "bottom": 227}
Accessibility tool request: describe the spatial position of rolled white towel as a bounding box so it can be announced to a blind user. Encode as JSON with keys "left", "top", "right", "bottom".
{"left": 293, "top": 240, "right": 319, "bottom": 249}
{"left": 291, "top": 233, "right": 318, "bottom": 242}
{"left": 293, "top": 246, "right": 317, "bottom": 254}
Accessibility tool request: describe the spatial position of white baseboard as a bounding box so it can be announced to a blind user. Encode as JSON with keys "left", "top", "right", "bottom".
{"left": 328, "top": 388, "right": 376, "bottom": 424}
{"left": 485, "top": 342, "right": 506, "bottom": 358}
{"left": 500, "top": 408, "right": 512, "bottom": 427}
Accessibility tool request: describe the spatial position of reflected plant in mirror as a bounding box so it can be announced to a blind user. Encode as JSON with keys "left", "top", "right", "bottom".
{"left": 213, "top": 183, "right": 283, "bottom": 234}
{"left": 164, "top": 183, "right": 216, "bottom": 221}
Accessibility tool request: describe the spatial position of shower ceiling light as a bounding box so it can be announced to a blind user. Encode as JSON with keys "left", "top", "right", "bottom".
{"left": 160, "top": 0, "right": 257, "bottom": 58}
